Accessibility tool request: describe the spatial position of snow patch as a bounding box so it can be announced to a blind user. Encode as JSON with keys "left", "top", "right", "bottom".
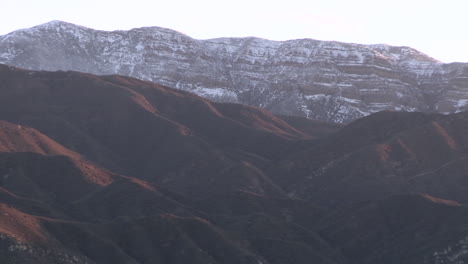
{"left": 456, "top": 99, "right": 468, "bottom": 108}
{"left": 433, "top": 236, "right": 468, "bottom": 264}
{"left": 304, "top": 94, "right": 328, "bottom": 100}
{"left": 192, "top": 87, "right": 238, "bottom": 101}
{"left": 135, "top": 43, "right": 144, "bottom": 51}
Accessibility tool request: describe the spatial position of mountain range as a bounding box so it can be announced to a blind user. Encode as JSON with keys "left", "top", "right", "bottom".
{"left": 1, "top": 64, "right": 468, "bottom": 263}
{"left": 1, "top": 21, "right": 467, "bottom": 123}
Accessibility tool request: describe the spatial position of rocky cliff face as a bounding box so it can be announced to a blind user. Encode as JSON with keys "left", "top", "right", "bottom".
{"left": 1, "top": 20, "right": 467, "bottom": 123}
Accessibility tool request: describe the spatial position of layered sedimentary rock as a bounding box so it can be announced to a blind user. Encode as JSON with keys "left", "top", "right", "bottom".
{"left": 1, "top": 21, "right": 467, "bottom": 123}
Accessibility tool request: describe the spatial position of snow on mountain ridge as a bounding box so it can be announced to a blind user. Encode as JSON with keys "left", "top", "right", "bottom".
{"left": 0, "top": 20, "right": 466, "bottom": 123}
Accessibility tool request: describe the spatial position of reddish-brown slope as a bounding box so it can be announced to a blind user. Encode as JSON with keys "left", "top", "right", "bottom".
{"left": 0, "top": 65, "right": 309, "bottom": 198}
{"left": 213, "top": 103, "right": 310, "bottom": 139}
{"left": 0, "top": 120, "right": 117, "bottom": 204}
{"left": 0, "top": 203, "right": 47, "bottom": 243}
{"left": 0, "top": 121, "right": 79, "bottom": 156}
{"left": 0, "top": 120, "right": 192, "bottom": 222}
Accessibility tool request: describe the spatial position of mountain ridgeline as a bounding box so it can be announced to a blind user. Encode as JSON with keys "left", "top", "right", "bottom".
{"left": 1, "top": 21, "right": 468, "bottom": 123}
{"left": 0, "top": 65, "right": 468, "bottom": 263}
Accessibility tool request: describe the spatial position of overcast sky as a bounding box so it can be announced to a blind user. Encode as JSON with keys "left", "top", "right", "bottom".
{"left": 2, "top": 0, "right": 467, "bottom": 63}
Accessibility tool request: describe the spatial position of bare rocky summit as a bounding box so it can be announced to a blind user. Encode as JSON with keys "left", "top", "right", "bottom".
{"left": 1, "top": 20, "right": 467, "bottom": 123}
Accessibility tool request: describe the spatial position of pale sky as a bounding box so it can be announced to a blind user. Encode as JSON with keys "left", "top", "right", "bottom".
{"left": 2, "top": 0, "right": 467, "bottom": 63}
